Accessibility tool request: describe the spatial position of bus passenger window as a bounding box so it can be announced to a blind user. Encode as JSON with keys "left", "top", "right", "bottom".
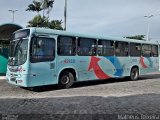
{"left": 142, "top": 44, "right": 152, "bottom": 57}
{"left": 35, "top": 40, "right": 44, "bottom": 57}
{"left": 152, "top": 45, "right": 158, "bottom": 57}
{"left": 77, "top": 38, "right": 96, "bottom": 56}
{"left": 130, "top": 43, "right": 141, "bottom": 57}
{"left": 30, "top": 37, "right": 55, "bottom": 63}
{"left": 57, "top": 36, "right": 76, "bottom": 56}
{"left": 98, "top": 40, "right": 114, "bottom": 56}
{"left": 115, "top": 41, "right": 128, "bottom": 56}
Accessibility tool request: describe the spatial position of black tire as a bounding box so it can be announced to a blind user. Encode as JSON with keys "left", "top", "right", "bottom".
{"left": 59, "top": 71, "right": 74, "bottom": 89}
{"left": 130, "top": 67, "right": 139, "bottom": 81}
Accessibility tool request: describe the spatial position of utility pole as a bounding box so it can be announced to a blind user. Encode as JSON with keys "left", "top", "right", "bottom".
{"left": 144, "top": 15, "right": 153, "bottom": 41}
{"left": 8, "top": 10, "right": 18, "bottom": 23}
{"left": 64, "top": 0, "right": 67, "bottom": 31}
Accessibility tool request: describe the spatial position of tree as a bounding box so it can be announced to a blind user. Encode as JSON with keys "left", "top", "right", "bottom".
{"left": 26, "top": 0, "right": 42, "bottom": 15}
{"left": 26, "top": 0, "right": 43, "bottom": 27}
{"left": 49, "top": 20, "right": 63, "bottom": 30}
{"left": 42, "top": 0, "right": 54, "bottom": 19}
{"left": 125, "top": 35, "right": 145, "bottom": 40}
{"left": 27, "top": 15, "right": 63, "bottom": 30}
{"left": 26, "top": 0, "right": 63, "bottom": 30}
{"left": 27, "top": 15, "right": 48, "bottom": 27}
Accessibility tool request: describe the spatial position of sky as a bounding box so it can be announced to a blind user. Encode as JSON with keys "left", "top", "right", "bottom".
{"left": 0, "top": 0, "right": 160, "bottom": 41}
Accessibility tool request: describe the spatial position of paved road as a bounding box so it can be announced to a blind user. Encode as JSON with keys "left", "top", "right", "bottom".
{"left": 0, "top": 73, "right": 160, "bottom": 120}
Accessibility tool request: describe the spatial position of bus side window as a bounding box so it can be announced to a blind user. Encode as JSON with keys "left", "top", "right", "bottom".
{"left": 152, "top": 45, "right": 158, "bottom": 57}
{"left": 30, "top": 37, "right": 55, "bottom": 63}
{"left": 115, "top": 42, "right": 120, "bottom": 55}
{"left": 77, "top": 38, "right": 96, "bottom": 56}
{"left": 57, "top": 36, "right": 76, "bottom": 56}
{"left": 142, "top": 44, "right": 152, "bottom": 57}
{"left": 98, "top": 40, "right": 114, "bottom": 56}
{"left": 115, "top": 41, "right": 128, "bottom": 56}
{"left": 130, "top": 43, "right": 141, "bottom": 57}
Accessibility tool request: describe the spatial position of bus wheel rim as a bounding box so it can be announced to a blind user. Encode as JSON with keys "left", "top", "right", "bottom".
{"left": 61, "top": 75, "right": 70, "bottom": 84}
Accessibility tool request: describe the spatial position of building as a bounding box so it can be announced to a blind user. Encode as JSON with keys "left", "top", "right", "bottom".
{"left": 0, "top": 23, "right": 22, "bottom": 75}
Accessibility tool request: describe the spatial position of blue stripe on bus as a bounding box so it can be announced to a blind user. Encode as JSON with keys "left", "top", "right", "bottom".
{"left": 104, "top": 56, "right": 123, "bottom": 77}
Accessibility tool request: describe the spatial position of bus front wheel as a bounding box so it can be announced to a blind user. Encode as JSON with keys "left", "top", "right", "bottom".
{"left": 59, "top": 71, "right": 74, "bottom": 89}
{"left": 130, "top": 67, "right": 139, "bottom": 81}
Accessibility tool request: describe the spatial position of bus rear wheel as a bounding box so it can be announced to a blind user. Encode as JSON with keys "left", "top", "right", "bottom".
{"left": 59, "top": 71, "right": 74, "bottom": 89}
{"left": 130, "top": 67, "right": 139, "bottom": 81}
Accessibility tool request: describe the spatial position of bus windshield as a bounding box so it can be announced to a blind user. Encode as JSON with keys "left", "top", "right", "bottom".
{"left": 8, "top": 39, "right": 28, "bottom": 66}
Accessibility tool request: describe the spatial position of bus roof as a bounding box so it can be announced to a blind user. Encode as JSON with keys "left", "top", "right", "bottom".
{"left": 25, "top": 27, "right": 159, "bottom": 45}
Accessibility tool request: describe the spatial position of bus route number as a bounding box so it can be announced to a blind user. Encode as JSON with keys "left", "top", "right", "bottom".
{"left": 64, "top": 59, "right": 76, "bottom": 64}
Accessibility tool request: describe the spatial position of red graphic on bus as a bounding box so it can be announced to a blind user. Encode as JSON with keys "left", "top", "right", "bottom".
{"left": 88, "top": 56, "right": 110, "bottom": 79}
{"left": 140, "top": 57, "right": 148, "bottom": 68}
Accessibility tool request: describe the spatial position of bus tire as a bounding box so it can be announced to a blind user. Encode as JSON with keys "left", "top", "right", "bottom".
{"left": 59, "top": 71, "right": 74, "bottom": 89}
{"left": 130, "top": 67, "right": 139, "bottom": 81}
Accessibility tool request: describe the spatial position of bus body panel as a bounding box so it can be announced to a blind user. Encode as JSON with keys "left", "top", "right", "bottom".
{"left": 6, "top": 62, "right": 29, "bottom": 87}
{"left": 139, "top": 56, "right": 159, "bottom": 75}
{"left": 6, "top": 55, "right": 158, "bottom": 87}
{"left": 27, "top": 61, "right": 57, "bottom": 87}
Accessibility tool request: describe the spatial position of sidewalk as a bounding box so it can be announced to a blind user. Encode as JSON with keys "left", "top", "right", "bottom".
{"left": 0, "top": 76, "right": 6, "bottom": 80}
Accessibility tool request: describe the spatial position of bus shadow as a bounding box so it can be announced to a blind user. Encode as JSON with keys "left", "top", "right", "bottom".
{"left": 27, "top": 78, "right": 126, "bottom": 92}
{"left": 28, "top": 73, "right": 160, "bottom": 92}
{"left": 139, "top": 73, "right": 160, "bottom": 80}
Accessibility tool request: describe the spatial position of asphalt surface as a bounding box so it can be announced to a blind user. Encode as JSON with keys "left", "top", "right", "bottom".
{"left": 0, "top": 73, "right": 160, "bottom": 120}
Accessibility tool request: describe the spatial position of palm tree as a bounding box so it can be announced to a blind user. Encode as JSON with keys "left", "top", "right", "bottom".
{"left": 26, "top": 0, "right": 42, "bottom": 27}
{"left": 49, "top": 20, "right": 63, "bottom": 30}
{"left": 27, "top": 15, "right": 48, "bottom": 27}
{"left": 26, "top": 0, "right": 62, "bottom": 29}
{"left": 26, "top": 0, "right": 42, "bottom": 15}
{"left": 42, "top": 0, "right": 54, "bottom": 20}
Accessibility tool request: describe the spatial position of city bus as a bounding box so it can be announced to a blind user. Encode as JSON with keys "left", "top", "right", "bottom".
{"left": 0, "top": 41, "right": 9, "bottom": 75}
{"left": 6, "top": 27, "right": 159, "bottom": 88}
